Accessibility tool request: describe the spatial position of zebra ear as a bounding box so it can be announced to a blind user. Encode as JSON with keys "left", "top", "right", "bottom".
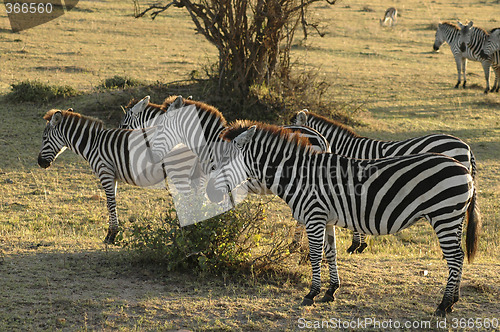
{"left": 168, "top": 95, "right": 184, "bottom": 110}
{"left": 131, "top": 96, "right": 150, "bottom": 115}
{"left": 234, "top": 125, "right": 257, "bottom": 147}
{"left": 457, "top": 21, "right": 464, "bottom": 29}
{"left": 296, "top": 110, "right": 308, "bottom": 125}
{"left": 467, "top": 21, "right": 473, "bottom": 28}
{"left": 50, "top": 111, "right": 63, "bottom": 126}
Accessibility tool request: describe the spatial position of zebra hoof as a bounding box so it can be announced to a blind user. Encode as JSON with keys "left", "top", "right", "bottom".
{"left": 434, "top": 308, "right": 447, "bottom": 317}
{"left": 104, "top": 229, "right": 118, "bottom": 244}
{"left": 301, "top": 297, "right": 315, "bottom": 306}
{"left": 320, "top": 293, "right": 335, "bottom": 303}
{"left": 346, "top": 243, "right": 360, "bottom": 254}
{"left": 356, "top": 243, "right": 368, "bottom": 253}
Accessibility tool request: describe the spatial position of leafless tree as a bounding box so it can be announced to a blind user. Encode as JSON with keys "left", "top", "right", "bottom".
{"left": 134, "top": 0, "right": 337, "bottom": 96}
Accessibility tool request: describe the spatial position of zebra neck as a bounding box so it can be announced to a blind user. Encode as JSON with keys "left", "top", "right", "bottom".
{"left": 62, "top": 118, "right": 104, "bottom": 160}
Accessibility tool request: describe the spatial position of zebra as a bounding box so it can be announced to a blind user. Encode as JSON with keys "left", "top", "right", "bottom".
{"left": 121, "top": 95, "right": 206, "bottom": 194}
{"left": 205, "top": 121, "right": 480, "bottom": 317}
{"left": 475, "top": 27, "right": 500, "bottom": 93}
{"left": 457, "top": 21, "right": 497, "bottom": 94}
{"left": 123, "top": 95, "right": 330, "bottom": 196}
{"left": 290, "top": 109, "right": 476, "bottom": 254}
{"left": 38, "top": 108, "right": 176, "bottom": 244}
{"left": 433, "top": 22, "right": 491, "bottom": 92}
{"left": 380, "top": 7, "right": 397, "bottom": 27}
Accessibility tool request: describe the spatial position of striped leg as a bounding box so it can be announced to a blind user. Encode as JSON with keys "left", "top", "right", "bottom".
{"left": 347, "top": 232, "right": 368, "bottom": 254}
{"left": 99, "top": 172, "right": 119, "bottom": 244}
{"left": 434, "top": 219, "right": 465, "bottom": 317}
{"left": 321, "top": 224, "right": 340, "bottom": 302}
{"left": 301, "top": 219, "right": 327, "bottom": 306}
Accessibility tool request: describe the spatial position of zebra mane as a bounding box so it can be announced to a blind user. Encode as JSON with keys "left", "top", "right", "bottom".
{"left": 305, "top": 112, "right": 360, "bottom": 138}
{"left": 222, "top": 120, "right": 315, "bottom": 153}
{"left": 43, "top": 109, "right": 104, "bottom": 128}
{"left": 162, "top": 95, "right": 227, "bottom": 126}
{"left": 471, "top": 25, "right": 489, "bottom": 35}
{"left": 440, "top": 22, "right": 460, "bottom": 30}
{"left": 125, "top": 98, "right": 163, "bottom": 110}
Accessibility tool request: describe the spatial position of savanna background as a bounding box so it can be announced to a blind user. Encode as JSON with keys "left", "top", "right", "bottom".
{"left": 0, "top": 0, "right": 499, "bottom": 330}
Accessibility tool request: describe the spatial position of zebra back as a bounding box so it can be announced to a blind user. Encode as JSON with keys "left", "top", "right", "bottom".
{"left": 290, "top": 110, "right": 476, "bottom": 178}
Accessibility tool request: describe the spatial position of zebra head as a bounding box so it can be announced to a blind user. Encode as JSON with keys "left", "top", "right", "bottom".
{"left": 119, "top": 95, "right": 150, "bottom": 129}
{"left": 433, "top": 23, "right": 446, "bottom": 51}
{"left": 483, "top": 28, "right": 500, "bottom": 59}
{"left": 205, "top": 126, "right": 256, "bottom": 204}
{"left": 290, "top": 109, "right": 309, "bottom": 126}
{"left": 458, "top": 21, "right": 474, "bottom": 52}
{"left": 38, "top": 110, "right": 68, "bottom": 169}
{"left": 150, "top": 95, "right": 186, "bottom": 163}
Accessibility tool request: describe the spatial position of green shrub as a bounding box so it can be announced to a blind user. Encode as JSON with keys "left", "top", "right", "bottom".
{"left": 99, "top": 76, "right": 142, "bottom": 89}
{"left": 9, "top": 80, "right": 80, "bottom": 103}
{"left": 123, "top": 200, "right": 296, "bottom": 274}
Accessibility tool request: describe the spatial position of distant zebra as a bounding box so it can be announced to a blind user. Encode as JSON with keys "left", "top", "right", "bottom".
{"left": 123, "top": 95, "right": 330, "bottom": 195}
{"left": 206, "top": 121, "right": 480, "bottom": 317}
{"left": 477, "top": 27, "right": 500, "bottom": 92}
{"left": 433, "top": 22, "right": 491, "bottom": 92}
{"left": 38, "top": 108, "right": 170, "bottom": 244}
{"left": 380, "top": 7, "right": 397, "bottom": 27}
{"left": 457, "top": 21, "right": 495, "bottom": 93}
{"left": 290, "top": 109, "right": 476, "bottom": 254}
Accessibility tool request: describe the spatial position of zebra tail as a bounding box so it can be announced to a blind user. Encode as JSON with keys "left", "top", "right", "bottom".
{"left": 470, "top": 151, "right": 477, "bottom": 181}
{"left": 466, "top": 187, "right": 481, "bottom": 263}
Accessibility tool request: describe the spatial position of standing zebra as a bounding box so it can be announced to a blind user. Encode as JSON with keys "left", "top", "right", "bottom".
{"left": 433, "top": 22, "right": 491, "bottom": 92}
{"left": 123, "top": 95, "right": 330, "bottom": 196}
{"left": 380, "top": 7, "right": 397, "bottom": 27}
{"left": 463, "top": 25, "right": 500, "bottom": 93}
{"left": 206, "top": 121, "right": 480, "bottom": 317}
{"left": 481, "top": 28, "right": 500, "bottom": 92}
{"left": 290, "top": 109, "right": 476, "bottom": 254}
{"left": 457, "top": 21, "right": 494, "bottom": 93}
{"left": 38, "top": 108, "right": 171, "bottom": 244}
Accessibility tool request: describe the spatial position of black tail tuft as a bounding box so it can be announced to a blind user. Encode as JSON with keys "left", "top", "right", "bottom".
{"left": 466, "top": 188, "right": 481, "bottom": 263}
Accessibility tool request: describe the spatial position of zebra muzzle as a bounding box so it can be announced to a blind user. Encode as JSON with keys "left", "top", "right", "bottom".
{"left": 37, "top": 154, "right": 52, "bottom": 169}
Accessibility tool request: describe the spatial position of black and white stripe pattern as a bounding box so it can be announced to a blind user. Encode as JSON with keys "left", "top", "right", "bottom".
{"left": 479, "top": 28, "right": 500, "bottom": 93}
{"left": 206, "top": 122, "right": 480, "bottom": 316}
{"left": 434, "top": 21, "right": 491, "bottom": 91}
{"left": 38, "top": 109, "right": 167, "bottom": 244}
{"left": 123, "top": 96, "right": 330, "bottom": 195}
{"left": 290, "top": 110, "right": 477, "bottom": 253}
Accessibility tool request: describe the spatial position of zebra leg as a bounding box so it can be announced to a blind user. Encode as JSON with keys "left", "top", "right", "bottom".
{"left": 454, "top": 56, "right": 462, "bottom": 88}
{"left": 346, "top": 231, "right": 361, "bottom": 254}
{"left": 301, "top": 221, "right": 327, "bottom": 306}
{"left": 100, "top": 176, "right": 119, "bottom": 244}
{"left": 481, "top": 61, "right": 491, "bottom": 94}
{"left": 356, "top": 233, "right": 368, "bottom": 253}
{"left": 320, "top": 224, "right": 340, "bottom": 302}
{"left": 462, "top": 58, "right": 467, "bottom": 88}
{"left": 347, "top": 232, "right": 368, "bottom": 254}
{"left": 434, "top": 223, "right": 464, "bottom": 317}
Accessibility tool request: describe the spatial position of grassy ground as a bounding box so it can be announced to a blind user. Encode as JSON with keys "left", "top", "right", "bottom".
{"left": 1, "top": 0, "right": 499, "bottom": 330}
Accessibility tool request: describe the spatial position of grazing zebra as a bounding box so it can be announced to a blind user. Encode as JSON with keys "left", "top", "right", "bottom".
{"left": 121, "top": 96, "right": 206, "bottom": 194}
{"left": 124, "top": 95, "right": 330, "bottom": 196}
{"left": 290, "top": 109, "right": 476, "bottom": 254}
{"left": 433, "top": 22, "right": 491, "bottom": 92}
{"left": 380, "top": 7, "right": 397, "bottom": 27}
{"left": 458, "top": 21, "right": 498, "bottom": 93}
{"left": 206, "top": 121, "right": 480, "bottom": 317}
{"left": 38, "top": 108, "right": 171, "bottom": 244}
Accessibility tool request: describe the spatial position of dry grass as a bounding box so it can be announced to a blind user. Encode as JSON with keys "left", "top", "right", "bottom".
{"left": 1, "top": 0, "right": 499, "bottom": 330}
